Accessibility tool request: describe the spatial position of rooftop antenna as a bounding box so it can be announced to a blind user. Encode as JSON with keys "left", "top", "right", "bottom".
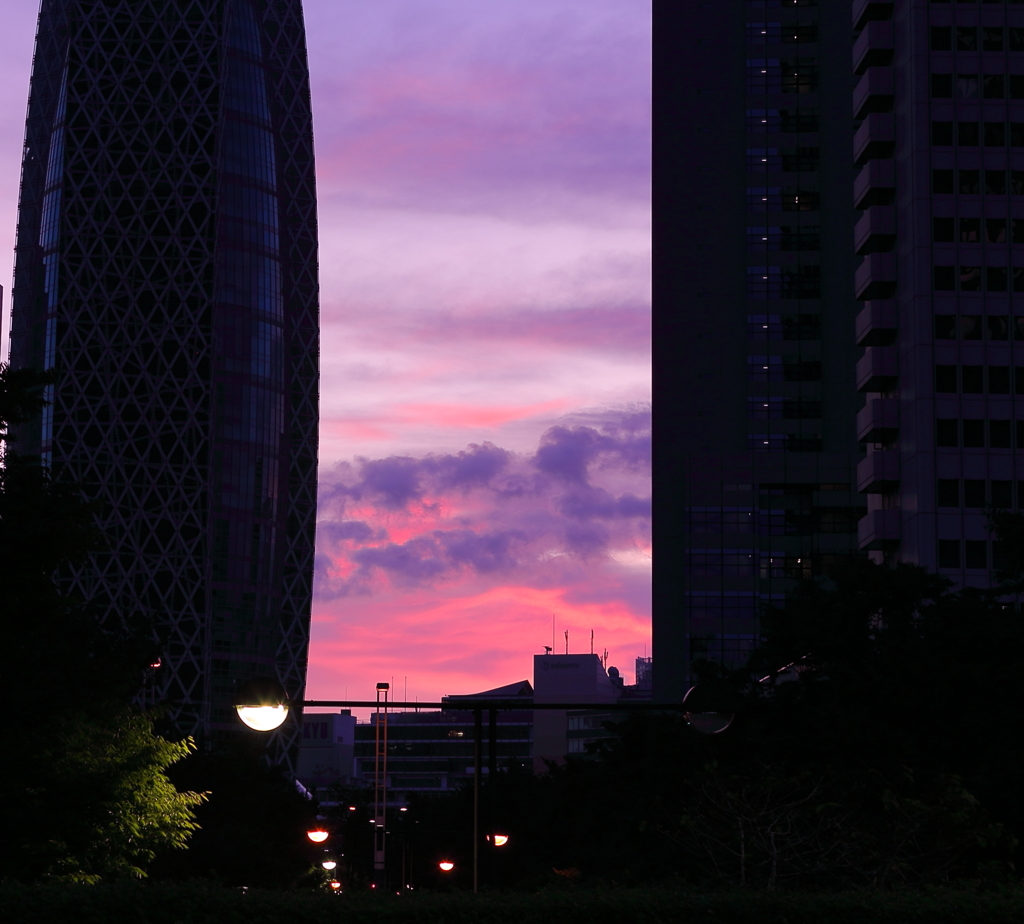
{"left": 602, "top": 648, "right": 609, "bottom": 670}
{"left": 552, "top": 614, "right": 555, "bottom": 652}
{"left": 590, "top": 629, "right": 594, "bottom": 654}
{"left": 564, "top": 629, "right": 569, "bottom": 655}
{"left": 543, "top": 646, "right": 552, "bottom": 654}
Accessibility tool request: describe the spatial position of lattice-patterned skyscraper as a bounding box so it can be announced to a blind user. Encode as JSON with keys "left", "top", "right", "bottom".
{"left": 8, "top": 0, "right": 319, "bottom": 758}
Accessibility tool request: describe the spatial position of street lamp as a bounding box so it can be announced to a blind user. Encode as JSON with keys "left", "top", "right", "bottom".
{"left": 682, "top": 682, "right": 740, "bottom": 735}
{"left": 307, "top": 823, "right": 329, "bottom": 843}
{"left": 322, "top": 859, "right": 337, "bottom": 871}
{"left": 492, "top": 834, "right": 509, "bottom": 847}
{"left": 234, "top": 676, "right": 289, "bottom": 731}
{"left": 438, "top": 860, "right": 454, "bottom": 872}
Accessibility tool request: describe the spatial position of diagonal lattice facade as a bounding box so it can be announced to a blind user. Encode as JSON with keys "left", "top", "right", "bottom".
{"left": 8, "top": 0, "right": 319, "bottom": 764}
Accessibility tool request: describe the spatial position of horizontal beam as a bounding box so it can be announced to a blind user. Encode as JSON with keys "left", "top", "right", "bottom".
{"left": 298, "top": 700, "right": 686, "bottom": 711}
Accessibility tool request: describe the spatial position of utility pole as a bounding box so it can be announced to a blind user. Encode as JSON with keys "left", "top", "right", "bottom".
{"left": 373, "top": 682, "right": 389, "bottom": 888}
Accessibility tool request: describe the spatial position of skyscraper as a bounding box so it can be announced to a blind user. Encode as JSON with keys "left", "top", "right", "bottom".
{"left": 655, "top": 1, "right": 863, "bottom": 700}
{"left": 7, "top": 0, "right": 319, "bottom": 755}
{"left": 853, "top": 0, "right": 1024, "bottom": 582}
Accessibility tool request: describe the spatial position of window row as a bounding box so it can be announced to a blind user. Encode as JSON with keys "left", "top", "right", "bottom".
{"left": 933, "top": 216, "right": 1024, "bottom": 242}
{"left": 748, "top": 355, "right": 821, "bottom": 381}
{"left": 747, "top": 226, "right": 819, "bottom": 251}
{"left": 933, "top": 264, "right": 1024, "bottom": 291}
{"left": 937, "top": 539, "right": 1006, "bottom": 571}
{"left": 747, "top": 22, "right": 817, "bottom": 44}
{"left": 931, "top": 120, "right": 1024, "bottom": 146}
{"left": 745, "top": 0, "right": 816, "bottom": 8}
{"left": 746, "top": 108, "right": 819, "bottom": 133}
{"left": 747, "top": 265, "right": 820, "bottom": 298}
{"left": 746, "top": 60, "right": 818, "bottom": 93}
{"left": 747, "top": 313, "right": 820, "bottom": 340}
{"left": 749, "top": 433, "right": 822, "bottom": 452}
{"left": 748, "top": 396, "right": 822, "bottom": 418}
{"left": 930, "top": 25, "right": 1024, "bottom": 52}
{"left": 935, "top": 417, "right": 1024, "bottom": 447}
{"left": 936, "top": 363, "right": 1024, "bottom": 393}
{"left": 747, "top": 147, "right": 819, "bottom": 172}
{"left": 931, "top": 73, "right": 1024, "bottom": 99}
{"left": 937, "top": 477, "right": 1020, "bottom": 508}
{"left": 932, "top": 167, "right": 1024, "bottom": 194}
{"left": 934, "top": 314, "right": 1023, "bottom": 339}
{"left": 746, "top": 187, "right": 818, "bottom": 211}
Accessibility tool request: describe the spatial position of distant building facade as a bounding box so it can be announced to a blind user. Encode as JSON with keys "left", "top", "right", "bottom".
{"left": 7, "top": 0, "right": 320, "bottom": 759}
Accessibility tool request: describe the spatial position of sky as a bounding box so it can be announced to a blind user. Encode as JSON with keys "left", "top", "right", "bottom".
{"left": 0, "top": 1, "right": 651, "bottom": 711}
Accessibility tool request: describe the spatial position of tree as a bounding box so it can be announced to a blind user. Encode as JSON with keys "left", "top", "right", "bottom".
{"left": 0, "top": 364, "right": 205, "bottom": 883}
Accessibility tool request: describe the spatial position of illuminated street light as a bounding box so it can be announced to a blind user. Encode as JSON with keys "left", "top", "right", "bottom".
{"left": 234, "top": 677, "right": 289, "bottom": 731}
{"left": 307, "top": 825, "right": 329, "bottom": 843}
{"left": 438, "top": 860, "right": 454, "bottom": 872}
{"left": 329, "top": 881, "right": 341, "bottom": 890}
{"left": 493, "top": 834, "right": 509, "bottom": 847}
{"left": 322, "top": 859, "right": 337, "bottom": 871}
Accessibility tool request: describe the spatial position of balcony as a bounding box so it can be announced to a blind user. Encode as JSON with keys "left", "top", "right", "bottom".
{"left": 855, "top": 300, "right": 897, "bottom": 346}
{"left": 854, "top": 113, "right": 895, "bottom": 165}
{"left": 853, "top": 67, "right": 894, "bottom": 120}
{"left": 854, "top": 159, "right": 895, "bottom": 209}
{"left": 856, "top": 346, "right": 897, "bottom": 392}
{"left": 854, "top": 206, "right": 896, "bottom": 254}
{"left": 853, "top": 0, "right": 894, "bottom": 32}
{"left": 857, "top": 451, "right": 899, "bottom": 493}
{"left": 853, "top": 21, "right": 894, "bottom": 75}
{"left": 858, "top": 509, "right": 900, "bottom": 550}
{"left": 854, "top": 252, "right": 896, "bottom": 301}
{"left": 856, "top": 397, "right": 899, "bottom": 443}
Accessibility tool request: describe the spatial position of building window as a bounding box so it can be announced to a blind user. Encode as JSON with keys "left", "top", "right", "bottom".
{"left": 957, "top": 27, "right": 978, "bottom": 52}
{"left": 933, "top": 218, "right": 954, "bottom": 242}
{"left": 960, "top": 266, "right": 982, "bottom": 291}
{"left": 935, "top": 315, "right": 957, "bottom": 339}
{"left": 932, "top": 74, "right": 953, "bottom": 98}
{"left": 936, "top": 419, "right": 959, "bottom": 447}
{"left": 749, "top": 433, "right": 786, "bottom": 451}
{"left": 989, "top": 365, "right": 1010, "bottom": 393}
{"left": 959, "top": 169, "right": 980, "bottom": 194}
{"left": 990, "top": 419, "right": 1012, "bottom": 448}
{"left": 986, "top": 170, "right": 1007, "bottom": 194}
{"left": 983, "top": 27, "right": 1005, "bottom": 52}
{"left": 938, "top": 540, "right": 961, "bottom": 569}
{"left": 992, "top": 480, "right": 1013, "bottom": 508}
{"left": 935, "top": 365, "right": 958, "bottom": 393}
{"left": 957, "top": 75, "right": 979, "bottom": 99}
{"left": 932, "top": 121, "right": 953, "bottom": 145}
{"left": 931, "top": 26, "right": 952, "bottom": 51}
{"left": 983, "top": 262, "right": 1007, "bottom": 290}
{"left": 958, "top": 121, "right": 980, "bottom": 146}
{"left": 962, "top": 316, "right": 982, "bottom": 339}
{"left": 937, "top": 479, "right": 960, "bottom": 507}
{"left": 960, "top": 218, "right": 980, "bottom": 242}
{"left": 934, "top": 266, "right": 956, "bottom": 291}
{"left": 987, "top": 218, "right": 1007, "bottom": 243}
{"left": 988, "top": 316, "right": 1010, "bottom": 340}
{"left": 984, "top": 121, "right": 1006, "bottom": 146}
{"left": 963, "top": 419, "right": 985, "bottom": 447}
{"left": 965, "top": 540, "right": 988, "bottom": 570}
{"left": 932, "top": 169, "right": 954, "bottom": 194}
{"left": 748, "top": 397, "right": 783, "bottom": 419}
{"left": 962, "top": 365, "right": 983, "bottom": 393}
{"left": 964, "top": 480, "right": 987, "bottom": 508}
{"left": 984, "top": 76, "right": 1006, "bottom": 100}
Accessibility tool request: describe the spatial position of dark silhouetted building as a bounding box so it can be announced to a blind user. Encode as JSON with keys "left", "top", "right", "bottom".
{"left": 657, "top": 0, "right": 1024, "bottom": 701}
{"left": 7, "top": 0, "right": 319, "bottom": 758}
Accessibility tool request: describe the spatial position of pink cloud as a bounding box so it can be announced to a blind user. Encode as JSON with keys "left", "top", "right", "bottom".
{"left": 307, "top": 407, "right": 650, "bottom": 707}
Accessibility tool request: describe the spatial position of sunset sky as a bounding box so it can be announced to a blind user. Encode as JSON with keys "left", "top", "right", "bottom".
{"left": 0, "top": 1, "right": 651, "bottom": 710}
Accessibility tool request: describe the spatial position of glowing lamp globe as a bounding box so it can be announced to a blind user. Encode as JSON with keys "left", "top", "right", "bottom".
{"left": 681, "top": 682, "right": 741, "bottom": 736}
{"left": 307, "top": 828, "right": 329, "bottom": 843}
{"left": 234, "top": 677, "right": 289, "bottom": 731}
{"left": 329, "top": 881, "right": 341, "bottom": 890}
{"left": 438, "top": 861, "right": 454, "bottom": 872}
{"left": 322, "top": 860, "right": 337, "bottom": 870}
{"left": 493, "top": 834, "right": 509, "bottom": 847}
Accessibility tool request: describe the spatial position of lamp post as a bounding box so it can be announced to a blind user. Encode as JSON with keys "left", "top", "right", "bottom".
{"left": 235, "top": 680, "right": 736, "bottom": 891}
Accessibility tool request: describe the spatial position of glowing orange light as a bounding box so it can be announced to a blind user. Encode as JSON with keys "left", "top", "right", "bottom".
{"left": 439, "top": 861, "right": 455, "bottom": 872}
{"left": 493, "top": 834, "right": 509, "bottom": 847}
{"left": 322, "top": 860, "right": 337, "bottom": 870}
{"left": 329, "top": 881, "right": 341, "bottom": 890}
{"left": 307, "top": 828, "right": 328, "bottom": 843}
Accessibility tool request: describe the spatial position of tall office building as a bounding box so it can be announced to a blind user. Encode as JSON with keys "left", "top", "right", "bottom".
{"left": 656, "top": 1, "right": 864, "bottom": 701}
{"left": 854, "top": 0, "right": 1024, "bottom": 581}
{"left": 7, "top": 0, "right": 319, "bottom": 755}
